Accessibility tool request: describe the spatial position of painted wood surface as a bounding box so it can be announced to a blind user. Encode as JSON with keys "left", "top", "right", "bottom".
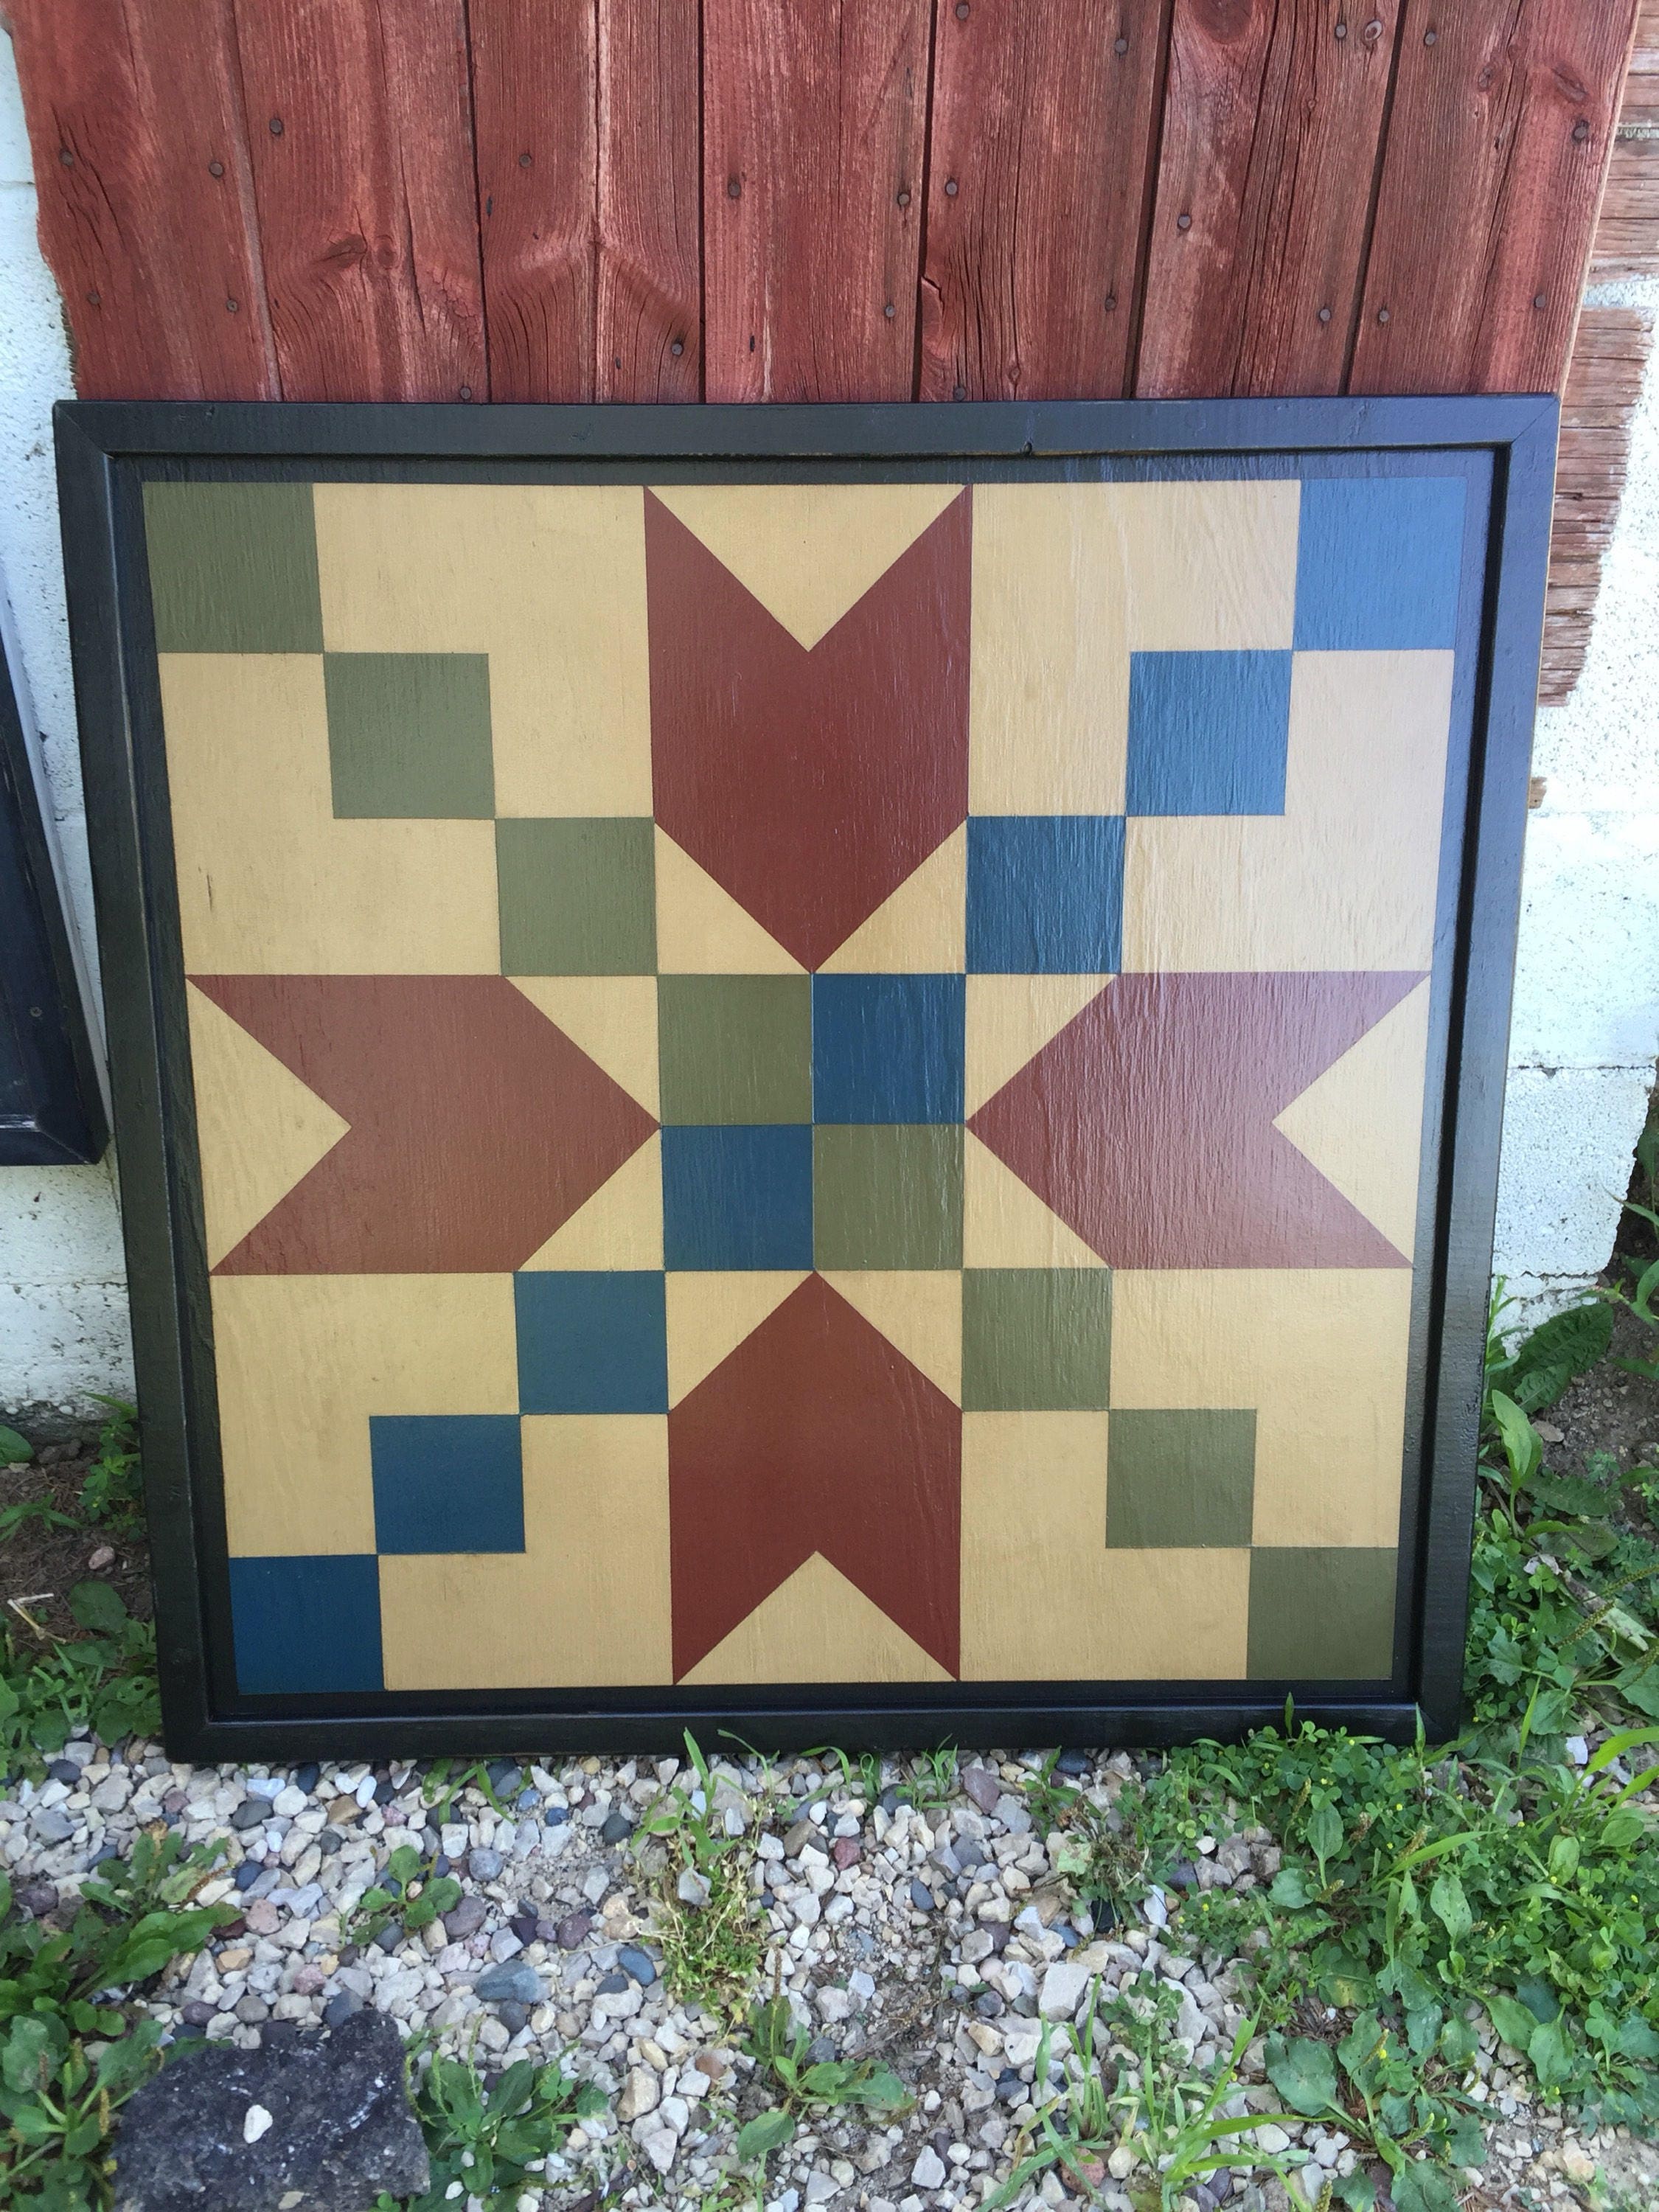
{"left": 10, "top": 0, "right": 1635, "bottom": 412}
{"left": 1136, "top": 0, "right": 1400, "bottom": 398}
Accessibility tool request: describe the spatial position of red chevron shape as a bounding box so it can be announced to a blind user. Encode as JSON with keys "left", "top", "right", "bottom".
{"left": 970, "top": 971, "right": 1425, "bottom": 1269}
{"left": 646, "top": 489, "right": 971, "bottom": 971}
{"left": 194, "top": 974, "right": 656, "bottom": 1274}
{"left": 668, "top": 1274, "right": 960, "bottom": 1680}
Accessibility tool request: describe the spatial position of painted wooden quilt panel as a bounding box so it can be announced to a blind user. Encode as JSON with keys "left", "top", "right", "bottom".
{"left": 143, "top": 466, "right": 1466, "bottom": 1700}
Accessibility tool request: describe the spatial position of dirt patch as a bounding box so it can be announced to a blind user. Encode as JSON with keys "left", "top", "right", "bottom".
{"left": 0, "top": 1444, "right": 152, "bottom": 1643}
{"left": 1537, "top": 1302, "right": 1659, "bottom": 1486}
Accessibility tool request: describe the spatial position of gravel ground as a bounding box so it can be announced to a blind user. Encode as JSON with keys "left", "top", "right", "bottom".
{"left": 4, "top": 1742, "right": 1656, "bottom": 2212}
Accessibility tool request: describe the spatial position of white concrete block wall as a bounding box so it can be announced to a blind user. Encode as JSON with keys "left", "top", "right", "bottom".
{"left": 0, "top": 30, "right": 1652, "bottom": 1411}
{"left": 0, "top": 37, "right": 133, "bottom": 1419}
{"left": 1496, "top": 274, "right": 1659, "bottom": 1326}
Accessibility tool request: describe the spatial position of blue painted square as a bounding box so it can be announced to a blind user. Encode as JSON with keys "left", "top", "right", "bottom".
{"left": 967, "top": 816, "right": 1124, "bottom": 974}
{"left": 661, "top": 1124, "right": 814, "bottom": 1270}
{"left": 369, "top": 1413, "right": 524, "bottom": 1553}
{"left": 229, "top": 1554, "right": 383, "bottom": 1695}
{"left": 1293, "top": 475, "right": 1465, "bottom": 650}
{"left": 1126, "top": 650, "right": 1292, "bottom": 816}
{"left": 514, "top": 1271, "right": 669, "bottom": 1413}
{"left": 812, "top": 975, "right": 965, "bottom": 1123}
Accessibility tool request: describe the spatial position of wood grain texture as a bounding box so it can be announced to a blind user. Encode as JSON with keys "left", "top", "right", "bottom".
{"left": 919, "top": 1, "right": 1169, "bottom": 403}
{"left": 1539, "top": 304, "right": 1655, "bottom": 702}
{"left": 598, "top": 0, "right": 702, "bottom": 400}
{"left": 6, "top": 0, "right": 277, "bottom": 400}
{"left": 1136, "top": 0, "right": 1401, "bottom": 398}
{"left": 232, "top": 0, "right": 487, "bottom": 400}
{"left": 470, "top": 0, "right": 596, "bottom": 401}
{"left": 1350, "top": 0, "right": 1640, "bottom": 395}
{"left": 702, "top": 0, "right": 931, "bottom": 401}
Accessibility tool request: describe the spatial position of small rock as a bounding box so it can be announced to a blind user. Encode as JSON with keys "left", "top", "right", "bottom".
{"left": 321, "top": 1989, "right": 364, "bottom": 2028}
{"left": 1107, "top": 2146, "right": 1136, "bottom": 2181}
{"left": 468, "top": 1847, "right": 504, "bottom": 1881}
{"left": 442, "top": 1895, "right": 487, "bottom": 1941}
{"left": 88, "top": 1545, "right": 116, "bottom": 1571}
{"left": 831, "top": 1837, "right": 860, "bottom": 1871}
{"left": 15, "top": 1880, "right": 59, "bottom": 1919}
{"left": 785, "top": 1817, "right": 823, "bottom": 1858}
{"left": 618, "top": 1944, "right": 658, "bottom": 1986}
{"left": 911, "top": 2146, "right": 947, "bottom": 2190}
{"left": 676, "top": 1866, "right": 712, "bottom": 1907}
{"left": 1038, "top": 1961, "right": 1090, "bottom": 2020}
{"left": 232, "top": 1800, "right": 268, "bottom": 1832}
{"left": 242, "top": 2104, "right": 274, "bottom": 2146}
{"left": 619, "top": 2067, "right": 661, "bottom": 2121}
{"left": 909, "top": 1879, "right": 936, "bottom": 1913}
{"left": 495, "top": 2000, "right": 529, "bottom": 2034}
{"left": 32, "top": 1809, "right": 75, "bottom": 1844}
{"left": 1254, "top": 2124, "right": 1291, "bottom": 2155}
{"left": 961, "top": 1767, "right": 1001, "bottom": 1815}
{"left": 475, "top": 1961, "right": 540, "bottom": 2006}
{"left": 601, "top": 1809, "right": 634, "bottom": 1844}
{"left": 555, "top": 1911, "right": 592, "bottom": 1950}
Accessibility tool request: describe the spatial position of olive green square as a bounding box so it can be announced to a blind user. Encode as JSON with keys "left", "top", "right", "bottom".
{"left": 658, "top": 975, "right": 811, "bottom": 1122}
{"left": 497, "top": 818, "right": 658, "bottom": 977}
{"left": 326, "top": 653, "right": 495, "bottom": 818}
{"left": 1105, "top": 1408, "right": 1255, "bottom": 1546}
{"left": 961, "top": 1269, "right": 1113, "bottom": 1410}
{"left": 813, "top": 1125, "right": 964, "bottom": 1270}
{"left": 1247, "top": 1548, "right": 1397, "bottom": 1679}
{"left": 143, "top": 480, "right": 323, "bottom": 654}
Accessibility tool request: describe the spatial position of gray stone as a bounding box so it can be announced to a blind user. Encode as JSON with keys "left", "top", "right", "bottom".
{"left": 618, "top": 1944, "right": 658, "bottom": 1986}
{"left": 467, "top": 1847, "right": 503, "bottom": 1881}
{"left": 231, "top": 1799, "right": 268, "bottom": 1832}
{"left": 474, "top": 1961, "right": 540, "bottom": 2006}
{"left": 14, "top": 1880, "right": 59, "bottom": 1919}
{"left": 113, "top": 2008, "right": 427, "bottom": 2212}
{"left": 601, "top": 1809, "right": 634, "bottom": 1844}
{"left": 32, "top": 1808, "right": 75, "bottom": 1844}
{"left": 961, "top": 1767, "right": 1001, "bottom": 1815}
{"left": 322, "top": 1988, "right": 364, "bottom": 2028}
{"left": 909, "top": 1879, "right": 936, "bottom": 1912}
{"left": 556, "top": 1911, "right": 592, "bottom": 1950}
{"left": 911, "top": 2146, "right": 947, "bottom": 2189}
{"left": 442, "top": 1895, "right": 487, "bottom": 1940}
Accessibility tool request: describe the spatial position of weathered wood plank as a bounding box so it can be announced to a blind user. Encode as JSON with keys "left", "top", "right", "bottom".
{"left": 702, "top": 0, "right": 932, "bottom": 402}
{"left": 1590, "top": 138, "right": 1659, "bottom": 280}
{"left": 1138, "top": 0, "right": 1401, "bottom": 398}
{"left": 1539, "top": 302, "right": 1653, "bottom": 703}
{"left": 7, "top": 0, "right": 277, "bottom": 399}
{"left": 232, "top": 0, "right": 487, "bottom": 401}
{"left": 597, "top": 0, "right": 701, "bottom": 400}
{"left": 919, "top": 1, "right": 1168, "bottom": 403}
{"left": 470, "top": 0, "right": 597, "bottom": 401}
{"left": 1350, "top": 0, "right": 1640, "bottom": 395}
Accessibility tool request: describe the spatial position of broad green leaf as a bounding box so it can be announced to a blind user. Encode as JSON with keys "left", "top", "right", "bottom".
{"left": 1489, "top": 1391, "right": 1541, "bottom": 1484}
{"left": 1428, "top": 1870, "right": 1472, "bottom": 1946}
{"left": 1391, "top": 2163, "right": 1461, "bottom": 2212}
{"left": 1335, "top": 2171, "right": 1378, "bottom": 2211}
{"left": 1, "top": 2016, "right": 52, "bottom": 2096}
{"left": 69, "top": 1578, "right": 128, "bottom": 1633}
{"left": 736, "top": 2108, "right": 795, "bottom": 2162}
{"left": 1528, "top": 2017, "right": 1575, "bottom": 2087}
{"left": 1269, "top": 1867, "right": 1316, "bottom": 1908}
{"left": 1307, "top": 1801, "right": 1343, "bottom": 1867}
{"left": 1507, "top": 1302, "right": 1613, "bottom": 1411}
{"left": 1547, "top": 1834, "right": 1580, "bottom": 1882}
{"left": 1265, "top": 2034, "right": 1340, "bottom": 2117}
{"left": 7, "top": 2101, "right": 58, "bottom": 2143}
{"left": 1439, "top": 2016, "right": 1478, "bottom": 2067}
{"left": 1487, "top": 1993, "right": 1543, "bottom": 2052}
{"left": 0, "top": 1425, "right": 32, "bottom": 1464}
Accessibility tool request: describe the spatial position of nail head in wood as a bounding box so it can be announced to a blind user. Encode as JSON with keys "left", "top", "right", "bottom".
{"left": 226, "top": 298, "right": 238, "bottom": 313}
{"left": 945, "top": 178, "right": 959, "bottom": 197}
{"left": 209, "top": 160, "right": 225, "bottom": 178}
{"left": 1176, "top": 212, "right": 1192, "bottom": 231}
{"left": 670, "top": 340, "right": 684, "bottom": 357}
{"left": 728, "top": 177, "right": 742, "bottom": 199}
{"left": 1114, "top": 36, "right": 1128, "bottom": 52}
{"left": 955, "top": 3, "right": 970, "bottom": 18}
{"left": 1423, "top": 28, "right": 1436, "bottom": 44}
{"left": 1334, "top": 20, "right": 1347, "bottom": 37}
{"left": 58, "top": 147, "right": 73, "bottom": 167}
{"left": 459, "top": 386, "right": 473, "bottom": 401}
{"left": 953, "top": 383, "right": 967, "bottom": 400}
{"left": 897, "top": 189, "right": 911, "bottom": 207}
{"left": 883, "top": 302, "right": 896, "bottom": 318}
{"left": 1318, "top": 305, "right": 1332, "bottom": 323}
{"left": 269, "top": 116, "right": 284, "bottom": 136}
{"left": 1533, "top": 292, "right": 1547, "bottom": 310}
{"left": 519, "top": 152, "right": 532, "bottom": 167}
{"left": 1377, "top": 306, "right": 1391, "bottom": 323}
{"left": 1104, "top": 293, "right": 1117, "bottom": 310}
{"left": 1572, "top": 119, "right": 1590, "bottom": 143}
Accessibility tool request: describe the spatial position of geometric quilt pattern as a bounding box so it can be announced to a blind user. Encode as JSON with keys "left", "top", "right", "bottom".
{"left": 145, "top": 465, "right": 1465, "bottom": 1698}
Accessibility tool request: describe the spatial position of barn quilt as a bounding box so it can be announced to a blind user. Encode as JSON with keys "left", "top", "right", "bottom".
{"left": 142, "top": 462, "right": 1469, "bottom": 1703}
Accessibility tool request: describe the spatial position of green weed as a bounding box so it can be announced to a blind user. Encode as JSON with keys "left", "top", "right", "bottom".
{"left": 638, "top": 1732, "right": 763, "bottom": 2020}
{"left": 346, "top": 1842, "right": 462, "bottom": 1951}
{"left": 1, "top": 1829, "right": 234, "bottom": 2204}
{"left": 1, "top": 1584, "right": 161, "bottom": 1781}
{"left": 377, "top": 2043, "right": 604, "bottom": 2211}
{"left": 77, "top": 1401, "right": 145, "bottom": 1538}
{"left": 736, "top": 1986, "right": 910, "bottom": 2166}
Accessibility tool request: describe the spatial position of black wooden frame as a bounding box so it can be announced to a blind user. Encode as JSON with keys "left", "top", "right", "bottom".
{"left": 0, "top": 596, "right": 108, "bottom": 1165}
{"left": 56, "top": 395, "right": 1556, "bottom": 1763}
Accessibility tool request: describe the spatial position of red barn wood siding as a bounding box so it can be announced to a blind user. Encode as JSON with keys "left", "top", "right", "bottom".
{"left": 5, "top": 0, "right": 277, "bottom": 400}
{"left": 917, "top": 0, "right": 1169, "bottom": 403}
{"left": 1349, "top": 0, "right": 1638, "bottom": 396}
{"left": 702, "top": 0, "right": 931, "bottom": 401}
{"left": 231, "top": 0, "right": 487, "bottom": 403}
{"left": 1136, "top": 0, "right": 1402, "bottom": 399}
{"left": 3, "top": 0, "right": 1641, "bottom": 696}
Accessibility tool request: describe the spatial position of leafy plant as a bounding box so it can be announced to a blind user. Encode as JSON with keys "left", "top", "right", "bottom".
{"left": 1266, "top": 2009, "right": 1484, "bottom": 2211}
{"left": 0, "top": 1425, "right": 32, "bottom": 1467}
{"left": 378, "top": 2046, "right": 605, "bottom": 2211}
{"left": 346, "top": 1843, "right": 462, "bottom": 1950}
{"left": 77, "top": 1400, "right": 145, "bottom": 1537}
{"left": 737, "top": 1989, "right": 909, "bottom": 2166}
{"left": 992, "top": 1983, "right": 1294, "bottom": 2212}
{"left": 420, "top": 1757, "right": 509, "bottom": 1827}
{"left": 1, "top": 1585, "right": 161, "bottom": 1779}
{"left": 0, "top": 1831, "right": 233, "bottom": 2203}
{"left": 0, "top": 1498, "right": 80, "bottom": 1547}
{"left": 638, "top": 1732, "right": 762, "bottom": 2017}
